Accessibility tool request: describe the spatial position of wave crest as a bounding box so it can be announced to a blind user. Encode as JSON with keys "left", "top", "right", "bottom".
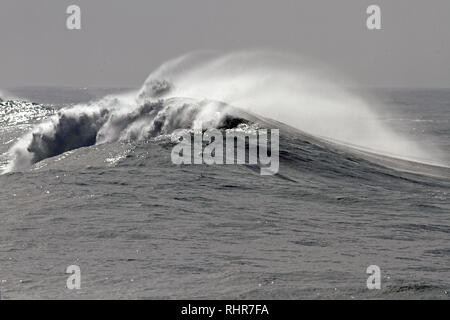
{"left": 3, "top": 89, "right": 242, "bottom": 172}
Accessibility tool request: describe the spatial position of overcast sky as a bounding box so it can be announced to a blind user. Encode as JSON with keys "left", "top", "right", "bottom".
{"left": 1, "top": 0, "right": 449, "bottom": 88}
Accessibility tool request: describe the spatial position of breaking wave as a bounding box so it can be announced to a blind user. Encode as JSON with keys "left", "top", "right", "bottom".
{"left": 3, "top": 94, "right": 244, "bottom": 172}
{"left": 2, "top": 51, "right": 447, "bottom": 173}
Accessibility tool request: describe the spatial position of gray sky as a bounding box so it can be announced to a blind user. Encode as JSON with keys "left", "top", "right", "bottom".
{"left": 1, "top": 0, "right": 449, "bottom": 88}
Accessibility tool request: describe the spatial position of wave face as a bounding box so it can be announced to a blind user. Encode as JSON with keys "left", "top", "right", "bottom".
{"left": 3, "top": 51, "right": 448, "bottom": 173}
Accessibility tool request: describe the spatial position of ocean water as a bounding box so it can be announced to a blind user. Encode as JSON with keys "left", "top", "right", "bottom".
{"left": 0, "top": 81, "right": 449, "bottom": 299}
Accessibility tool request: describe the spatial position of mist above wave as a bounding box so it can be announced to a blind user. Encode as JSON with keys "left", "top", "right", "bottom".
{"left": 150, "top": 52, "right": 450, "bottom": 165}
{"left": 2, "top": 92, "right": 243, "bottom": 173}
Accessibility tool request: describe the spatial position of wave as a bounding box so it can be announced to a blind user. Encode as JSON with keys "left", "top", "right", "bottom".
{"left": 2, "top": 93, "right": 250, "bottom": 172}
{"left": 2, "top": 51, "right": 448, "bottom": 174}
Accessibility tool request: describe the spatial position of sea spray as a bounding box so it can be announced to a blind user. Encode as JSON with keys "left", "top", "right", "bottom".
{"left": 141, "top": 51, "right": 441, "bottom": 163}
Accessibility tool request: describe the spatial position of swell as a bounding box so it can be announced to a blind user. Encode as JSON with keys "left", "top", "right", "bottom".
{"left": 252, "top": 115, "right": 450, "bottom": 180}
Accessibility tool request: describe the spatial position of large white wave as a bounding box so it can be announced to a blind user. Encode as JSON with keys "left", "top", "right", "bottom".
{"left": 2, "top": 51, "right": 446, "bottom": 173}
